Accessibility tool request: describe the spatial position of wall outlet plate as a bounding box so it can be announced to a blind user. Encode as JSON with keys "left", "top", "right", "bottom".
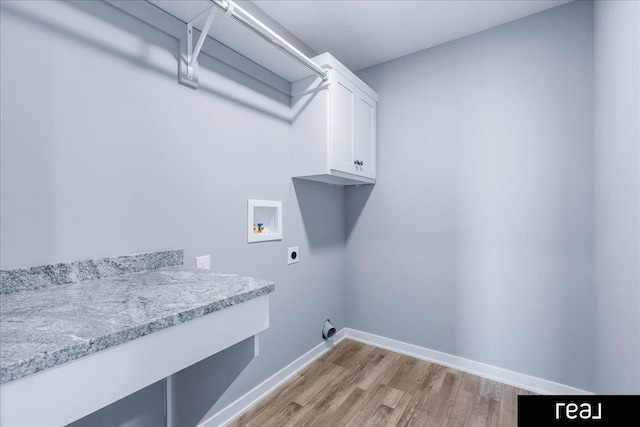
{"left": 288, "top": 247, "right": 299, "bottom": 265}
{"left": 196, "top": 255, "right": 210, "bottom": 270}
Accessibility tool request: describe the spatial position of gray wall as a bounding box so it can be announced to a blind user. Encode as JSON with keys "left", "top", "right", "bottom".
{"left": 0, "top": 1, "right": 345, "bottom": 425}
{"left": 349, "top": 0, "right": 595, "bottom": 391}
{"left": 594, "top": 0, "right": 640, "bottom": 394}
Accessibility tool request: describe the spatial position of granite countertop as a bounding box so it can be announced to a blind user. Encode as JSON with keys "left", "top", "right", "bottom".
{"left": 0, "top": 251, "right": 274, "bottom": 385}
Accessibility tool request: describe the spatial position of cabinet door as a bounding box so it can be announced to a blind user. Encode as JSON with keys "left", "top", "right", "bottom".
{"left": 354, "top": 93, "right": 376, "bottom": 179}
{"left": 330, "top": 75, "right": 358, "bottom": 175}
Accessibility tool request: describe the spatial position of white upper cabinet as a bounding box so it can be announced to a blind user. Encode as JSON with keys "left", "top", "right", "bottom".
{"left": 292, "top": 53, "right": 378, "bottom": 185}
{"left": 354, "top": 91, "right": 377, "bottom": 179}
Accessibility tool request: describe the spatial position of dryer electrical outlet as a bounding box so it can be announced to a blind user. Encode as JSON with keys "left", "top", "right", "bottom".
{"left": 288, "top": 247, "right": 299, "bottom": 265}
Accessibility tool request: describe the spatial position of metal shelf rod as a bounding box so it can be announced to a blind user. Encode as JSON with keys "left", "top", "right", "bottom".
{"left": 208, "top": 0, "right": 328, "bottom": 81}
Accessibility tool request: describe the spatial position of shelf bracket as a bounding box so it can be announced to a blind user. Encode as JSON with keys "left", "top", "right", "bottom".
{"left": 291, "top": 83, "right": 331, "bottom": 98}
{"left": 179, "top": 6, "right": 218, "bottom": 89}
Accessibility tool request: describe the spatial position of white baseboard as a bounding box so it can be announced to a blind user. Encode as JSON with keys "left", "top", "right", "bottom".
{"left": 344, "top": 328, "right": 593, "bottom": 396}
{"left": 200, "top": 327, "right": 591, "bottom": 426}
{"left": 198, "top": 329, "right": 347, "bottom": 427}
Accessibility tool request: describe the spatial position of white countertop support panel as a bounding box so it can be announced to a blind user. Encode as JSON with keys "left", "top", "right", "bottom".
{"left": 0, "top": 295, "right": 270, "bottom": 427}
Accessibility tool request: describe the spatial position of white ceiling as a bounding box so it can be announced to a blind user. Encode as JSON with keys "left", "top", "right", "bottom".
{"left": 254, "top": 0, "right": 573, "bottom": 71}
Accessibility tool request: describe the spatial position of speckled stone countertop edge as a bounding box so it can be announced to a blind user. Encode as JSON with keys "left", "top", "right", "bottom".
{"left": 0, "top": 283, "right": 274, "bottom": 385}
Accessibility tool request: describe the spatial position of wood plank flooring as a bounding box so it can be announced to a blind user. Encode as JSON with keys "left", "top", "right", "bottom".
{"left": 230, "top": 340, "right": 535, "bottom": 427}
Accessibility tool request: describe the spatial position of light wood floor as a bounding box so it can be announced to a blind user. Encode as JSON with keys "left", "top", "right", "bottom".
{"left": 230, "top": 340, "right": 535, "bottom": 427}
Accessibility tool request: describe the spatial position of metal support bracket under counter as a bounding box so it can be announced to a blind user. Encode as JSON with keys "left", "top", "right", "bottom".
{"left": 0, "top": 250, "right": 274, "bottom": 427}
